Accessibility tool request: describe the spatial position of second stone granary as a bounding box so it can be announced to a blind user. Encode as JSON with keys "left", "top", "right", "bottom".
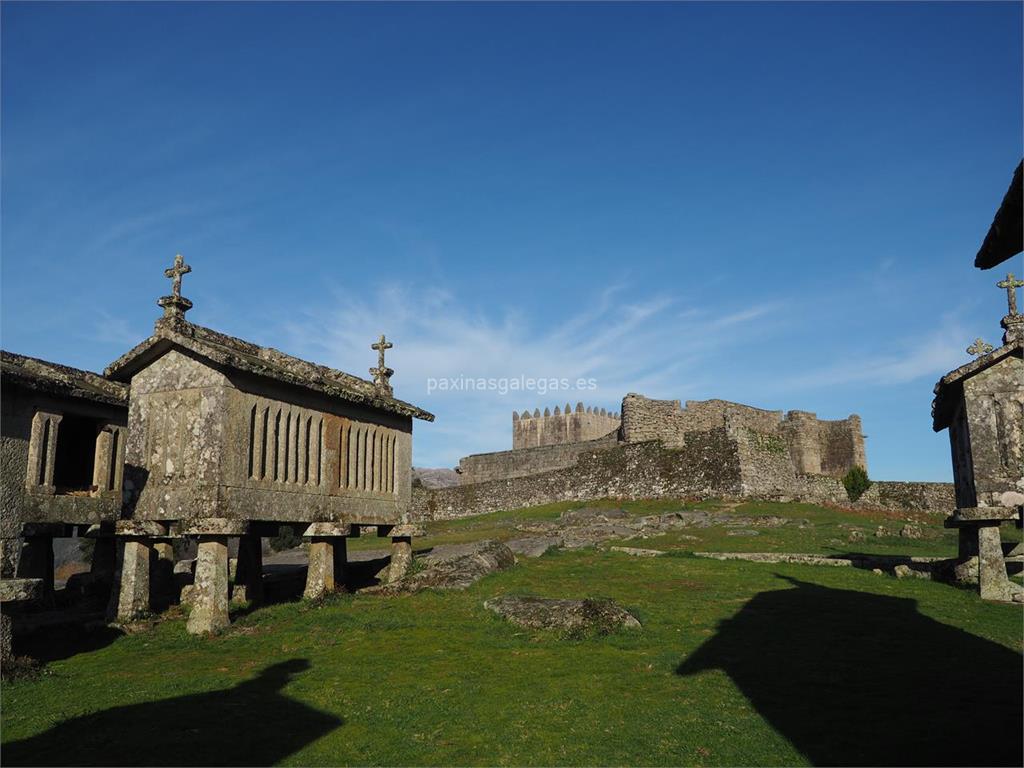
{"left": 1, "top": 257, "right": 433, "bottom": 635}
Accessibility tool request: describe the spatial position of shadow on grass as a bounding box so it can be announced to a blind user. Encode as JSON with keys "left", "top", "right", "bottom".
{"left": 677, "top": 576, "right": 1022, "bottom": 766}
{"left": 16, "top": 622, "right": 124, "bottom": 664}
{"left": 2, "top": 659, "right": 341, "bottom": 766}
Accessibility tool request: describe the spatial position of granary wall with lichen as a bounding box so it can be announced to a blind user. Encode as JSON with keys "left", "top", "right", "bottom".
{"left": 124, "top": 349, "right": 415, "bottom": 526}
{"left": 962, "top": 353, "right": 1024, "bottom": 507}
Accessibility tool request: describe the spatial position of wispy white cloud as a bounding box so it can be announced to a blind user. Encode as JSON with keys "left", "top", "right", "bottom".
{"left": 776, "top": 323, "right": 967, "bottom": 391}
{"left": 82, "top": 310, "right": 146, "bottom": 350}
{"left": 277, "top": 284, "right": 784, "bottom": 467}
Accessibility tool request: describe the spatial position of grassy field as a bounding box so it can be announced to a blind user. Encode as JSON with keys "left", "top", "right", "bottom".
{"left": 2, "top": 499, "right": 1021, "bottom": 766}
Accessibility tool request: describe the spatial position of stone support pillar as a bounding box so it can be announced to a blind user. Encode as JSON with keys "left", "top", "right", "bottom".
{"left": 232, "top": 534, "right": 264, "bottom": 605}
{"left": 180, "top": 520, "right": 247, "bottom": 635}
{"left": 946, "top": 508, "right": 1023, "bottom": 602}
{"left": 977, "top": 524, "right": 1013, "bottom": 602}
{"left": 388, "top": 538, "right": 413, "bottom": 584}
{"left": 187, "top": 536, "right": 230, "bottom": 635}
{"left": 302, "top": 523, "right": 351, "bottom": 600}
{"left": 385, "top": 524, "right": 424, "bottom": 584}
{"left": 112, "top": 538, "right": 153, "bottom": 622}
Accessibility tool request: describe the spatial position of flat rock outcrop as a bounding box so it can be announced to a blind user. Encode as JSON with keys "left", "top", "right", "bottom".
{"left": 390, "top": 540, "right": 515, "bottom": 592}
{"left": 484, "top": 595, "right": 641, "bottom": 634}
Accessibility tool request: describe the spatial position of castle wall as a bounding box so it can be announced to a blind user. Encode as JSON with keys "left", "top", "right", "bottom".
{"left": 620, "top": 395, "right": 688, "bottom": 446}
{"left": 512, "top": 404, "right": 619, "bottom": 449}
{"left": 458, "top": 433, "right": 620, "bottom": 485}
{"left": 621, "top": 394, "right": 866, "bottom": 479}
{"left": 416, "top": 430, "right": 746, "bottom": 520}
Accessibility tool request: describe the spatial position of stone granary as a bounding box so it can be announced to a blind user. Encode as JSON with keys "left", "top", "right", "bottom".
{"left": 103, "top": 256, "right": 433, "bottom": 633}
{"left": 932, "top": 275, "right": 1024, "bottom": 602}
{"left": 0, "top": 351, "right": 129, "bottom": 599}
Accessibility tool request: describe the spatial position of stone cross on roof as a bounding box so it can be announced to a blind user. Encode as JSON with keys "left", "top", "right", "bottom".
{"left": 369, "top": 334, "right": 394, "bottom": 396}
{"left": 966, "top": 338, "right": 994, "bottom": 357}
{"left": 165, "top": 253, "right": 191, "bottom": 299}
{"left": 157, "top": 253, "right": 194, "bottom": 323}
{"left": 996, "top": 272, "right": 1023, "bottom": 316}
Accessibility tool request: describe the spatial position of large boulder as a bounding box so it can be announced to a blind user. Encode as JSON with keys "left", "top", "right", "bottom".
{"left": 484, "top": 595, "right": 641, "bottom": 634}
{"left": 559, "top": 507, "right": 630, "bottom": 525}
{"left": 396, "top": 540, "right": 515, "bottom": 592}
{"left": 505, "top": 537, "right": 561, "bottom": 558}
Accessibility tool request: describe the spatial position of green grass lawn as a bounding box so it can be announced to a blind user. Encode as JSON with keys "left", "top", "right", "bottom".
{"left": 3, "top": 500, "right": 1022, "bottom": 767}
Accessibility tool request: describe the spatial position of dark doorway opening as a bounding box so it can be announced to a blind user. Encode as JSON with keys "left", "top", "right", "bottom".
{"left": 53, "top": 414, "right": 97, "bottom": 493}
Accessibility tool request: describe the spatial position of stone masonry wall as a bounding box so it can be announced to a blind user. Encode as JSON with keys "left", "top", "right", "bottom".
{"left": 458, "top": 433, "right": 620, "bottom": 485}
{"left": 853, "top": 481, "right": 956, "bottom": 515}
{"left": 512, "top": 403, "right": 620, "bottom": 449}
{"left": 619, "top": 394, "right": 688, "bottom": 446}
{"left": 415, "top": 430, "right": 743, "bottom": 520}
{"left": 621, "top": 394, "right": 866, "bottom": 478}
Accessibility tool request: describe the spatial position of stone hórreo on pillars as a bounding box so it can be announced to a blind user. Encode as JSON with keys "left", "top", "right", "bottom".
{"left": 932, "top": 274, "right": 1024, "bottom": 602}
{"left": 370, "top": 334, "right": 395, "bottom": 397}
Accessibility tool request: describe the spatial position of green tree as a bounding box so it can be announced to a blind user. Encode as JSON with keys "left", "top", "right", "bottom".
{"left": 842, "top": 466, "right": 872, "bottom": 502}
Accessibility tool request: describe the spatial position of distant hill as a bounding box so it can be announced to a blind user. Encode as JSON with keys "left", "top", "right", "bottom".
{"left": 412, "top": 467, "right": 460, "bottom": 489}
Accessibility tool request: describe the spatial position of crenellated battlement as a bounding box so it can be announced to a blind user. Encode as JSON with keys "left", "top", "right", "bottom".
{"left": 512, "top": 402, "right": 620, "bottom": 449}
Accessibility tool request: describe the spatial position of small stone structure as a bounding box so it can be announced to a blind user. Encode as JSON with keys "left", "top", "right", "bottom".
{"left": 101, "top": 256, "right": 433, "bottom": 632}
{"left": 0, "top": 351, "right": 128, "bottom": 607}
{"left": 932, "top": 273, "right": 1024, "bottom": 602}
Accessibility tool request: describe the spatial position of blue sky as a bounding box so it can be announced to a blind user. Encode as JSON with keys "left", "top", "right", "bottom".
{"left": 2, "top": 1, "right": 1021, "bottom": 477}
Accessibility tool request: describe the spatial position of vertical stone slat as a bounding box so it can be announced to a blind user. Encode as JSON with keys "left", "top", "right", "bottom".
{"left": 293, "top": 411, "right": 302, "bottom": 483}
{"left": 348, "top": 425, "right": 359, "bottom": 490}
{"left": 372, "top": 429, "right": 381, "bottom": 493}
{"left": 316, "top": 418, "right": 323, "bottom": 488}
{"left": 247, "top": 404, "right": 256, "bottom": 479}
{"left": 338, "top": 422, "right": 349, "bottom": 489}
{"left": 274, "top": 409, "right": 283, "bottom": 482}
{"left": 260, "top": 407, "right": 270, "bottom": 480}
{"left": 42, "top": 414, "right": 62, "bottom": 487}
{"left": 303, "top": 416, "right": 312, "bottom": 485}
{"left": 250, "top": 403, "right": 263, "bottom": 480}
{"left": 93, "top": 428, "right": 112, "bottom": 491}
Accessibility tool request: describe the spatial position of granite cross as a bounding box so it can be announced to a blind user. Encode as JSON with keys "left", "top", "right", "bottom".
{"left": 164, "top": 254, "right": 192, "bottom": 299}
{"left": 966, "top": 338, "right": 993, "bottom": 357}
{"left": 996, "top": 272, "right": 1024, "bottom": 316}
{"left": 370, "top": 334, "right": 395, "bottom": 393}
{"left": 371, "top": 334, "right": 393, "bottom": 371}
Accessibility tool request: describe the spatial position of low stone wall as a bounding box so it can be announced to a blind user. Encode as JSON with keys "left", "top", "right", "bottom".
{"left": 854, "top": 481, "right": 955, "bottom": 515}
{"left": 457, "top": 433, "right": 620, "bottom": 485}
{"left": 413, "top": 431, "right": 743, "bottom": 521}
